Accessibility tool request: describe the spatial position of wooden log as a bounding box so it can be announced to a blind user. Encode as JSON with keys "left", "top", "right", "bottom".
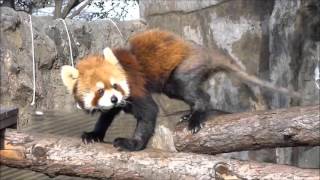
{"left": 1, "top": 130, "right": 319, "bottom": 180}
{"left": 174, "top": 105, "right": 320, "bottom": 154}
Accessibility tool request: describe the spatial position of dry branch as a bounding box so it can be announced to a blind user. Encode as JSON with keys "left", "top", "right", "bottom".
{"left": 1, "top": 130, "right": 319, "bottom": 180}
{"left": 174, "top": 105, "right": 320, "bottom": 154}
{"left": 54, "top": 0, "right": 63, "bottom": 18}
{"left": 69, "top": 0, "right": 92, "bottom": 19}
{"left": 61, "top": 0, "right": 79, "bottom": 18}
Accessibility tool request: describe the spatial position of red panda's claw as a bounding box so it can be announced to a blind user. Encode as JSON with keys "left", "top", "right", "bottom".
{"left": 81, "top": 131, "right": 103, "bottom": 144}
{"left": 188, "top": 122, "right": 202, "bottom": 134}
{"left": 180, "top": 113, "right": 192, "bottom": 122}
{"left": 200, "top": 122, "right": 204, "bottom": 129}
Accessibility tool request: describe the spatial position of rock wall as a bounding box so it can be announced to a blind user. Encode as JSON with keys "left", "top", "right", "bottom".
{"left": 140, "top": 0, "right": 320, "bottom": 109}
{"left": 140, "top": 0, "right": 320, "bottom": 168}
{"left": 268, "top": 0, "right": 320, "bottom": 168}
{"left": 0, "top": 7, "right": 146, "bottom": 128}
{"left": 141, "top": 0, "right": 276, "bottom": 112}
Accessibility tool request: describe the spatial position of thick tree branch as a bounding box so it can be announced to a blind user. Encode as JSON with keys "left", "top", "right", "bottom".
{"left": 1, "top": 130, "right": 319, "bottom": 180}
{"left": 68, "top": 0, "right": 92, "bottom": 19}
{"left": 61, "top": 0, "right": 80, "bottom": 19}
{"left": 54, "top": 0, "right": 63, "bottom": 18}
{"left": 174, "top": 105, "right": 320, "bottom": 154}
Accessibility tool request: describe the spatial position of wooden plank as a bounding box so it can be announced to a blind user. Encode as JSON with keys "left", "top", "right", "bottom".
{"left": 0, "top": 107, "right": 18, "bottom": 149}
{"left": 0, "top": 129, "right": 4, "bottom": 149}
{"left": 0, "top": 107, "right": 18, "bottom": 120}
{"left": 0, "top": 116, "right": 18, "bottom": 129}
{"left": 0, "top": 107, "right": 18, "bottom": 129}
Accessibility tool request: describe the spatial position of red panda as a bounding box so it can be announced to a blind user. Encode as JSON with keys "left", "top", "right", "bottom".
{"left": 61, "top": 29, "right": 300, "bottom": 151}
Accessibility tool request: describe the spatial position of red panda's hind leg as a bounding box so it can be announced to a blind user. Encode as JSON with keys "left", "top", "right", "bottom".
{"left": 164, "top": 72, "right": 211, "bottom": 134}
{"left": 184, "top": 88, "right": 211, "bottom": 133}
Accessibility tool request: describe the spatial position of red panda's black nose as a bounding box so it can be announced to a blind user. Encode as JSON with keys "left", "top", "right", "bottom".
{"left": 111, "top": 95, "right": 118, "bottom": 104}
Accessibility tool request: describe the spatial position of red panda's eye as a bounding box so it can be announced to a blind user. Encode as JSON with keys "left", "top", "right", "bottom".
{"left": 112, "top": 84, "right": 118, "bottom": 89}
{"left": 97, "top": 89, "right": 104, "bottom": 96}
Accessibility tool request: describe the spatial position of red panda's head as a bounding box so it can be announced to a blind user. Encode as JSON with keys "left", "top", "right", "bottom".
{"left": 61, "top": 48, "right": 130, "bottom": 111}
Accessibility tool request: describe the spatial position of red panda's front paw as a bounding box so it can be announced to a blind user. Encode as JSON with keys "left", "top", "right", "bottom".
{"left": 81, "top": 131, "right": 104, "bottom": 144}
{"left": 113, "top": 137, "right": 145, "bottom": 151}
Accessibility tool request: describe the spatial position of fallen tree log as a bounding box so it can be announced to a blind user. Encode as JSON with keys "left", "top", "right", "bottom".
{"left": 1, "top": 130, "right": 319, "bottom": 180}
{"left": 174, "top": 105, "right": 320, "bottom": 154}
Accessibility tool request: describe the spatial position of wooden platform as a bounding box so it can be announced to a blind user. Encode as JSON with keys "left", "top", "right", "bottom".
{"left": 0, "top": 107, "right": 18, "bottom": 129}
{"left": 0, "top": 107, "right": 18, "bottom": 149}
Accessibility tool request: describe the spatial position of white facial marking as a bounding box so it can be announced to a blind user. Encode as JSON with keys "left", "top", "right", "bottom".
{"left": 119, "top": 80, "right": 130, "bottom": 97}
{"left": 110, "top": 78, "right": 130, "bottom": 97}
{"left": 98, "top": 89, "right": 123, "bottom": 109}
{"left": 96, "top": 81, "right": 104, "bottom": 89}
{"left": 110, "top": 78, "right": 117, "bottom": 86}
{"left": 103, "top": 47, "right": 119, "bottom": 65}
{"left": 83, "top": 92, "right": 95, "bottom": 109}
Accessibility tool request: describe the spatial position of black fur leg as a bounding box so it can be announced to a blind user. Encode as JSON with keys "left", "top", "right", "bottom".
{"left": 180, "top": 109, "right": 229, "bottom": 123}
{"left": 82, "top": 108, "right": 121, "bottom": 144}
{"left": 81, "top": 131, "right": 103, "bottom": 144}
{"left": 165, "top": 71, "right": 211, "bottom": 134}
{"left": 113, "top": 137, "right": 143, "bottom": 151}
{"left": 182, "top": 86, "right": 210, "bottom": 134}
{"left": 188, "top": 111, "right": 205, "bottom": 134}
{"left": 116, "top": 94, "right": 158, "bottom": 151}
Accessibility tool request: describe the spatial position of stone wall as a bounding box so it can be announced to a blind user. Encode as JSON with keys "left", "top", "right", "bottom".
{"left": 141, "top": 0, "right": 277, "bottom": 113}
{"left": 0, "top": 7, "right": 146, "bottom": 128}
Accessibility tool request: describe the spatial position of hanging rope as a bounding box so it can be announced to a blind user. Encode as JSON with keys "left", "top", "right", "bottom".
{"left": 106, "top": 18, "right": 125, "bottom": 42}
{"left": 28, "top": 16, "right": 124, "bottom": 106}
{"left": 58, "top": 18, "right": 74, "bottom": 67}
{"left": 29, "top": 14, "right": 36, "bottom": 106}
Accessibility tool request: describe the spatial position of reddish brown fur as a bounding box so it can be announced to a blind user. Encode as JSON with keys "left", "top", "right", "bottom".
{"left": 77, "top": 55, "right": 112, "bottom": 91}
{"left": 129, "top": 29, "right": 191, "bottom": 85}
{"left": 75, "top": 54, "right": 127, "bottom": 100}
{"left": 75, "top": 29, "right": 192, "bottom": 99}
{"left": 92, "top": 90, "right": 101, "bottom": 107}
{"left": 114, "top": 85, "right": 125, "bottom": 97}
{"left": 113, "top": 49, "right": 146, "bottom": 97}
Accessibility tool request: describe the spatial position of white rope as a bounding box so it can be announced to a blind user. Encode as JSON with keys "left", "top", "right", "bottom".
{"left": 105, "top": 18, "right": 125, "bottom": 42}
{"left": 58, "top": 18, "right": 74, "bottom": 67}
{"left": 315, "top": 43, "right": 320, "bottom": 89}
{"left": 29, "top": 15, "right": 36, "bottom": 106}
{"left": 27, "top": 17, "right": 123, "bottom": 106}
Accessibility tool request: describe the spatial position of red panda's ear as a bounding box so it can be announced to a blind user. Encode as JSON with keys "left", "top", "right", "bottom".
{"left": 103, "top": 47, "right": 119, "bottom": 65}
{"left": 61, "top": 65, "right": 79, "bottom": 93}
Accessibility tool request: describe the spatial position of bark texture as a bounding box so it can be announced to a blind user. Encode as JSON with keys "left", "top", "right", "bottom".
{"left": 174, "top": 105, "right": 320, "bottom": 154}
{"left": 1, "top": 130, "right": 319, "bottom": 180}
